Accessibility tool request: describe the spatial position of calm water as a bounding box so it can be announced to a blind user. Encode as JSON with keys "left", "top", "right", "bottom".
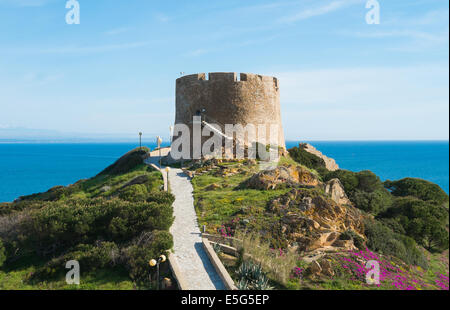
{"left": 0, "top": 141, "right": 448, "bottom": 202}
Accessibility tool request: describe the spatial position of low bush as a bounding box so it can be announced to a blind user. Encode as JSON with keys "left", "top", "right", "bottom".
{"left": 323, "top": 170, "right": 359, "bottom": 193}
{"left": 350, "top": 189, "right": 392, "bottom": 215}
{"left": 8, "top": 198, "right": 173, "bottom": 257}
{"left": 0, "top": 239, "right": 6, "bottom": 267}
{"left": 385, "top": 178, "right": 449, "bottom": 206}
{"left": 339, "top": 230, "right": 365, "bottom": 249}
{"left": 146, "top": 191, "right": 175, "bottom": 205}
{"left": 122, "top": 231, "right": 173, "bottom": 286}
{"left": 118, "top": 184, "right": 149, "bottom": 202}
{"left": 378, "top": 197, "right": 449, "bottom": 252}
{"left": 30, "top": 242, "right": 120, "bottom": 281}
{"left": 98, "top": 147, "right": 149, "bottom": 176}
{"left": 323, "top": 170, "right": 392, "bottom": 215}
{"left": 288, "top": 145, "right": 326, "bottom": 171}
{"left": 364, "top": 219, "right": 427, "bottom": 268}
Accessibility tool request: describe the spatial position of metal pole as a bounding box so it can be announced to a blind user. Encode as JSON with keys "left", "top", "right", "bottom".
{"left": 156, "top": 261, "right": 160, "bottom": 290}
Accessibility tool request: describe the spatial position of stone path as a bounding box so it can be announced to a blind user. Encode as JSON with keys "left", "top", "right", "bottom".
{"left": 145, "top": 152, "right": 226, "bottom": 290}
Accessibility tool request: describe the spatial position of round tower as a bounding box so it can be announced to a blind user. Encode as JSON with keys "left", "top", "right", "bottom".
{"left": 172, "top": 72, "right": 285, "bottom": 159}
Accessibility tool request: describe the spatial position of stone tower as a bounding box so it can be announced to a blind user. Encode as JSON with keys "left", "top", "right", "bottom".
{"left": 171, "top": 72, "right": 285, "bottom": 159}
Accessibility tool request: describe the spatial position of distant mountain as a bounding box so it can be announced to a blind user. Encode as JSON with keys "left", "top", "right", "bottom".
{"left": 0, "top": 127, "right": 167, "bottom": 143}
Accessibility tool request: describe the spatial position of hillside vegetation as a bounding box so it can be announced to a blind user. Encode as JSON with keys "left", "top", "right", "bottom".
{"left": 190, "top": 145, "right": 449, "bottom": 290}
{"left": 0, "top": 147, "right": 175, "bottom": 290}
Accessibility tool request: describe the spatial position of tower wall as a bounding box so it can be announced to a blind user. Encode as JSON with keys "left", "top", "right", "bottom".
{"left": 173, "top": 72, "right": 285, "bottom": 158}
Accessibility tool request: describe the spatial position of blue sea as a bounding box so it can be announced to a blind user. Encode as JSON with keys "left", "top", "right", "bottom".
{"left": 0, "top": 141, "right": 448, "bottom": 202}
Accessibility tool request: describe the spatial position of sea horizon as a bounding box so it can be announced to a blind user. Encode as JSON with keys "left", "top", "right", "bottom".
{"left": 0, "top": 140, "right": 448, "bottom": 203}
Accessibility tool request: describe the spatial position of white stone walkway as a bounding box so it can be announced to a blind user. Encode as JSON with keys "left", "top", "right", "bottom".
{"left": 145, "top": 153, "right": 226, "bottom": 290}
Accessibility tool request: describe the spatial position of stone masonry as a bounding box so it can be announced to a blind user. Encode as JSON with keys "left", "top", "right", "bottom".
{"left": 171, "top": 72, "right": 286, "bottom": 159}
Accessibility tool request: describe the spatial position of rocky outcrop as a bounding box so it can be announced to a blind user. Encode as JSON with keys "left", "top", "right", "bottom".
{"left": 306, "top": 257, "right": 336, "bottom": 279}
{"left": 324, "top": 178, "right": 352, "bottom": 206}
{"left": 121, "top": 175, "right": 149, "bottom": 189}
{"left": 243, "top": 165, "right": 321, "bottom": 190}
{"left": 269, "top": 188, "right": 364, "bottom": 252}
{"left": 302, "top": 143, "right": 339, "bottom": 171}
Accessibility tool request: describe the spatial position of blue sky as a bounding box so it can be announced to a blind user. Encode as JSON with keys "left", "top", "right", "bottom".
{"left": 0, "top": 0, "right": 448, "bottom": 141}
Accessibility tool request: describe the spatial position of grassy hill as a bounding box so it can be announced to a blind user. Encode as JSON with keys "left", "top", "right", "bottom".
{"left": 0, "top": 147, "right": 175, "bottom": 290}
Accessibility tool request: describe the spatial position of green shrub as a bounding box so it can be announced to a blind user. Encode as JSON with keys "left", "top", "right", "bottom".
{"left": 350, "top": 189, "right": 392, "bottom": 215}
{"left": 118, "top": 184, "right": 149, "bottom": 202}
{"left": 98, "top": 147, "right": 149, "bottom": 176}
{"left": 30, "top": 242, "right": 120, "bottom": 281}
{"left": 0, "top": 239, "right": 6, "bottom": 267}
{"left": 323, "top": 170, "right": 359, "bottom": 193}
{"left": 146, "top": 192, "right": 175, "bottom": 205}
{"left": 339, "top": 230, "right": 364, "bottom": 249}
{"left": 324, "top": 170, "right": 392, "bottom": 215}
{"left": 364, "top": 219, "right": 427, "bottom": 268}
{"left": 288, "top": 145, "right": 326, "bottom": 171}
{"left": 15, "top": 198, "right": 173, "bottom": 256}
{"left": 385, "top": 178, "right": 449, "bottom": 205}
{"left": 379, "top": 197, "right": 449, "bottom": 252}
{"left": 356, "top": 171, "right": 383, "bottom": 193}
{"left": 123, "top": 231, "right": 173, "bottom": 286}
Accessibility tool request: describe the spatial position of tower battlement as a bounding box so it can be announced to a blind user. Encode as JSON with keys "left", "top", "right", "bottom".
{"left": 176, "top": 72, "right": 279, "bottom": 89}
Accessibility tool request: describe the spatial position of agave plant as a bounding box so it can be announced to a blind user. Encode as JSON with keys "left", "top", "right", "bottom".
{"left": 212, "top": 242, "right": 222, "bottom": 255}
{"left": 236, "top": 261, "right": 273, "bottom": 290}
{"left": 236, "top": 278, "right": 249, "bottom": 290}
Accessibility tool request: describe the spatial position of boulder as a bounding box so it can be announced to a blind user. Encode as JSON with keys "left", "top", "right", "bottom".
{"left": 243, "top": 165, "right": 321, "bottom": 190}
{"left": 206, "top": 183, "right": 221, "bottom": 191}
{"left": 120, "top": 175, "right": 149, "bottom": 189}
{"left": 99, "top": 185, "right": 112, "bottom": 193}
{"left": 324, "top": 178, "right": 352, "bottom": 205}
{"left": 306, "top": 258, "right": 335, "bottom": 278}
{"left": 268, "top": 188, "right": 365, "bottom": 252}
{"left": 302, "top": 143, "right": 339, "bottom": 171}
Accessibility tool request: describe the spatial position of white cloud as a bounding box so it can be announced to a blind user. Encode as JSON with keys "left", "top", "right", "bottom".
{"left": 104, "top": 27, "right": 131, "bottom": 36}
{"left": 278, "top": 0, "right": 362, "bottom": 23}
{"left": 0, "top": 0, "right": 54, "bottom": 7}
{"left": 155, "top": 13, "right": 170, "bottom": 23}
{"left": 3, "top": 41, "right": 151, "bottom": 55}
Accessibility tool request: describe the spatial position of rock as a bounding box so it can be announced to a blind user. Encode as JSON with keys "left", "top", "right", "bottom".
{"left": 319, "top": 259, "right": 335, "bottom": 277}
{"left": 302, "top": 143, "right": 339, "bottom": 171}
{"left": 206, "top": 183, "right": 221, "bottom": 191}
{"left": 120, "top": 175, "right": 149, "bottom": 189}
{"left": 268, "top": 188, "right": 365, "bottom": 252}
{"left": 309, "top": 231, "right": 340, "bottom": 250}
{"left": 306, "top": 258, "right": 335, "bottom": 278}
{"left": 309, "top": 260, "right": 322, "bottom": 276}
{"left": 324, "top": 178, "right": 352, "bottom": 205}
{"left": 299, "top": 197, "right": 313, "bottom": 211}
{"left": 243, "top": 165, "right": 321, "bottom": 190}
{"left": 183, "top": 170, "right": 195, "bottom": 178}
{"left": 332, "top": 239, "right": 356, "bottom": 251}
{"left": 99, "top": 185, "right": 112, "bottom": 193}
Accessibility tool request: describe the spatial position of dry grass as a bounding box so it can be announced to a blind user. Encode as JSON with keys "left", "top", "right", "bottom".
{"left": 233, "top": 230, "right": 297, "bottom": 286}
